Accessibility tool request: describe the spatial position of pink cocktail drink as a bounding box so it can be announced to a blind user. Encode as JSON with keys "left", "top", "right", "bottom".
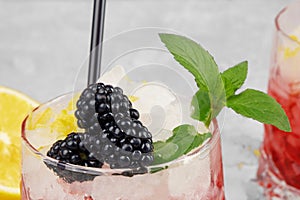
{"left": 20, "top": 29, "right": 234, "bottom": 200}
{"left": 21, "top": 93, "right": 225, "bottom": 200}
{"left": 257, "top": 1, "right": 300, "bottom": 198}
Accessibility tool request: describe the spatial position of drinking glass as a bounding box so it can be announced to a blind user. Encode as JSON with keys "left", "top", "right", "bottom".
{"left": 21, "top": 92, "right": 224, "bottom": 199}
{"left": 21, "top": 28, "right": 225, "bottom": 200}
{"left": 257, "top": 1, "right": 300, "bottom": 198}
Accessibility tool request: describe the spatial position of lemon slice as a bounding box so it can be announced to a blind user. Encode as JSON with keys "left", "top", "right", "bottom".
{"left": 0, "top": 86, "right": 38, "bottom": 200}
{"left": 27, "top": 94, "right": 79, "bottom": 140}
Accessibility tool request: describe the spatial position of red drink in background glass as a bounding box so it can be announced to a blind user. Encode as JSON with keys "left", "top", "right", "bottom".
{"left": 258, "top": 68, "right": 300, "bottom": 189}
{"left": 257, "top": 1, "right": 300, "bottom": 198}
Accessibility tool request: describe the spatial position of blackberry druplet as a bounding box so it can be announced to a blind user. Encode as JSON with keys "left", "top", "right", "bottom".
{"left": 129, "top": 108, "right": 140, "bottom": 120}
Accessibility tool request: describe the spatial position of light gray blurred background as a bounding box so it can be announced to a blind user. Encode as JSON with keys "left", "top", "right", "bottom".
{"left": 0, "top": 0, "right": 294, "bottom": 199}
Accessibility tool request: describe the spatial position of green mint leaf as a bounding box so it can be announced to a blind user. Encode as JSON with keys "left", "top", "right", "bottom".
{"left": 184, "top": 132, "right": 212, "bottom": 154}
{"left": 227, "top": 89, "right": 291, "bottom": 132}
{"left": 152, "top": 124, "right": 212, "bottom": 166}
{"left": 221, "top": 76, "right": 236, "bottom": 98}
{"left": 152, "top": 125, "right": 196, "bottom": 165}
{"left": 221, "top": 61, "right": 248, "bottom": 98}
{"left": 191, "top": 90, "right": 211, "bottom": 126}
{"left": 159, "top": 33, "right": 226, "bottom": 126}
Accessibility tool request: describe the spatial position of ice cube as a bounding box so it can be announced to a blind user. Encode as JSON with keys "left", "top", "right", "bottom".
{"left": 23, "top": 158, "right": 66, "bottom": 199}
{"left": 168, "top": 154, "right": 211, "bottom": 198}
{"left": 98, "top": 65, "right": 126, "bottom": 86}
{"left": 130, "top": 82, "right": 182, "bottom": 137}
{"left": 90, "top": 172, "right": 169, "bottom": 200}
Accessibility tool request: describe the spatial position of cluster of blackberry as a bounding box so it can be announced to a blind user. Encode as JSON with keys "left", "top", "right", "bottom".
{"left": 47, "top": 132, "right": 103, "bottom": 168}
{"left": 47, "top": 83, "right": 154, "bottom": 181}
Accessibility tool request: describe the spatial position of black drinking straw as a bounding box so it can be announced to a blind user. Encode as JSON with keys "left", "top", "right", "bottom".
{"left": 87, "top": 0, "right": 106, "bottom": 85}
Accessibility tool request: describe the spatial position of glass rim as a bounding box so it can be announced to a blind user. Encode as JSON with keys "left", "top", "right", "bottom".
{"left": 275, "top": 0, "right": 300, "bottom": 46}
{"left": 21, "top": 92, "right": 221, "bottom": 176}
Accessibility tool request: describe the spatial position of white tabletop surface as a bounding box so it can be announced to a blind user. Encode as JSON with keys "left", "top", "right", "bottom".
{"left": 0, "top": 0, "right": 295, "bottom": 199}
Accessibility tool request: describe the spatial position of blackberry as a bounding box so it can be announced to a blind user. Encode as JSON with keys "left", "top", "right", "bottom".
{"left": 46, "top": 83, "right": 154, "bottom": 182}
{"left": 75, "top": 83, "right": 136, "bottom": 130}
{"left": 46, "top": 132, "right": 104, "bottom": 182}
{"left": 75, "top": 83, "right": 154, "bottom": 169}
{"left": 47, "top": 132, "right": 103, "bottom": 167}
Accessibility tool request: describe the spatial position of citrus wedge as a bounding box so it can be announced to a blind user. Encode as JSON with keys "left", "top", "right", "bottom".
{"left": 0, "top": 86, "right": 38, "bottom": 200}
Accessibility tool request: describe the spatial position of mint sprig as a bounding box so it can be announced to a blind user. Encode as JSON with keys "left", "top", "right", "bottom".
{"left": 159, "top": 33, "right": 291, "bottom": 132}
{"left": 151, "top": 33, "right": 291, "bottom": 171}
